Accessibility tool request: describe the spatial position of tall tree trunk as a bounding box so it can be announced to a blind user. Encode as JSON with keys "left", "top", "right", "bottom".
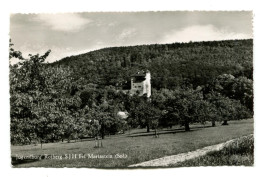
{"left": 147, "top": 125, "right": 150, "bottom": 132}
{"left": 184, "top": 122, "right": 190, "bottom": 131}
{"left": 154, "top": 129, "right": 159, "bottom": 138}
{"left": 40, "top": 138, "right": 43, "bottom": 149}
{"left": 222, "top": 120, "right": 229, "bottom": 125}
{"left": 212, "top": 120, "right": 216, "bottom": 127}
{"left": 101, "top": 125, "right": 105, "bottom": 139}
{"left": 95, "top": 137, "right": 98, "bottom": 148}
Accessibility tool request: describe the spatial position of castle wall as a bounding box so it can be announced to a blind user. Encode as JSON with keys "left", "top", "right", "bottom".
{"left": 130, "top": 72, "right": 151, "bottom": 97}
{"left": 144, "top": 72, "right": 151, "bottom": 97}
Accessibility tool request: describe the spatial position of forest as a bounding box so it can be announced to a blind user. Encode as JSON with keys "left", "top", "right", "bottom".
{"left": 10, "top": 39, "right": 253, "bottom": 146}
{"left": 52, "top": 39, "right": 253, "bottom": 89}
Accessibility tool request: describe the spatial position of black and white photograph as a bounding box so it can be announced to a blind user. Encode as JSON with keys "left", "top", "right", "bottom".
{"left": 8, "top": 10, "right": 254, "bottom": 169}
{"left": 8, "top": 11, "right": 254, "bottom": 168}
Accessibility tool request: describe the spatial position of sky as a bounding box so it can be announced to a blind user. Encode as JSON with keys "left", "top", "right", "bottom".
{"left": 10, "top": 11, "right": 253, "bottom": 63}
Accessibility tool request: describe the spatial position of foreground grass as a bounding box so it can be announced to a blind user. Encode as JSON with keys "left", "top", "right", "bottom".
{"left": 11, "top": 119, "right": 253, "bottom": 168}
{"left": 170, "top": 134, "right": 254, "bottom": 167}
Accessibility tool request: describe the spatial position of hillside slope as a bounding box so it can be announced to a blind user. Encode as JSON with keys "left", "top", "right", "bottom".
{"left": 51, "top": 39, "right": 253, "bottom": 90}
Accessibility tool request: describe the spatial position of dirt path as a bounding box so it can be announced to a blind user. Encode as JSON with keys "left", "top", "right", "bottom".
{"left": 129, "top": 134, "right": 252, "bottom": 167}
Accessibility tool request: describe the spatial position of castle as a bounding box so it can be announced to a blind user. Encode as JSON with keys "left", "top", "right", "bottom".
{"left": 117, "top": 70, "right": 151, "bottom": 120}
{"left": 129, "top": 70, "right": 151, "bottom": 98}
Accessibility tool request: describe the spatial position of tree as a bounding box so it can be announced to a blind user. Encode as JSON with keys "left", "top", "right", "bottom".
{"left": 150, "top": 107, "right": 162, "bottom": 137}
{"left": 9, "top": 39, "right": 23, "bottom": 61}
{"left": 10, "top": 43, "right": 90, "bottom": 146}
{"left": 196, "top": 100, "right": 218, "bottom": 127}
{"left": 10, "top": 46, "right": 51, "bottom": 145}
{"left": 213, "top": 74, "right": 235, "bottom": 98}
{"left": 213, "top": 74, "right": 253, "bottom": 112}
{"left": 232, "top": 76, "right": 253, "bottom": 111}
{"left": 206, "top": 92, "right": 237, "bottom": 125}
{"left": 130, "top": 96, "right": 161, "bottom": 133}
{"left": 165, "top": 88, "right": 204, "bottom": 131}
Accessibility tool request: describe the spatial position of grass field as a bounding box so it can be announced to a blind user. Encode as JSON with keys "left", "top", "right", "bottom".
{"left": 11, "top": 119, "right": 254, "bottom": 168}
{"left": 170, "top": 134, "right": 254, "bottom": 167}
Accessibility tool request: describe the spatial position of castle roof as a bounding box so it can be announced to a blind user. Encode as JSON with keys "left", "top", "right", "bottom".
{"left": 131, "top": 70, "right": 149, "bottom": 77}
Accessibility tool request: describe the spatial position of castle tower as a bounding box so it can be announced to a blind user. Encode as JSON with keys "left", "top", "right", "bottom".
{"left": 130, "top": 70, "right": 151, "bottom": 97}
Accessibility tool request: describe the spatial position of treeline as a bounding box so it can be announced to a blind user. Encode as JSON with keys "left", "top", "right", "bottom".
{"left": 9, "top": 39, "right": 253, "bottom": 146}
{"left": 52, "top": 39, "right": 253, "bottom": 90}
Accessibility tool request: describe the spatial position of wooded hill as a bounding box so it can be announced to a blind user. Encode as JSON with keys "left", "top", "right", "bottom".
{"left": 51, "top": 39, "right": 253, "bottom": 90}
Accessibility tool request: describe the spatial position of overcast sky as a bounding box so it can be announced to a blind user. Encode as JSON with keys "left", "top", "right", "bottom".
{"left": 10, "top": 11, "right": 253, "bottom": 63}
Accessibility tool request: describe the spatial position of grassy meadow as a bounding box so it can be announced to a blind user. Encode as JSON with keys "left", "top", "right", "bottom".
{"left": 11, "top": 119, "right": 253, "bottom": 168}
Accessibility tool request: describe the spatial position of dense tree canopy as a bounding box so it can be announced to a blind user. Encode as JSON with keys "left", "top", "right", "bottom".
{"left": 52, "top": 39, "right": 253, "bottom": 90}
